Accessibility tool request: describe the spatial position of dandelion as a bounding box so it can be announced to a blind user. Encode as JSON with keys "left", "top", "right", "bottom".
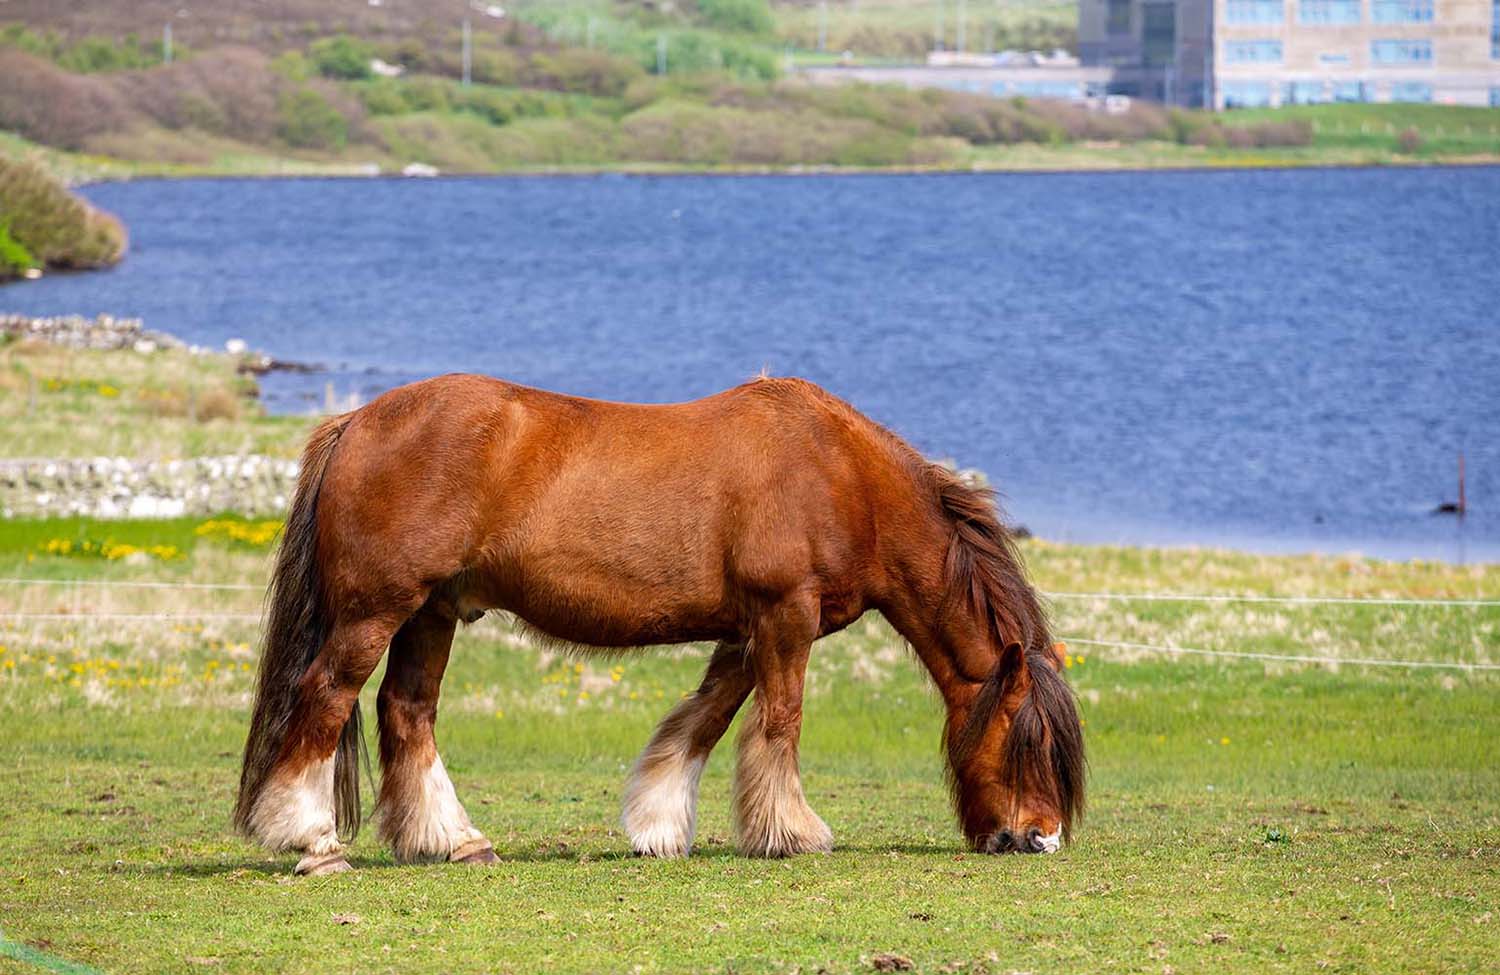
{"left": 1220, "top": 737, "right": 1231, "bottom": 746}
{"left": 493, "top": 709, "right": 504, "bottom": 719}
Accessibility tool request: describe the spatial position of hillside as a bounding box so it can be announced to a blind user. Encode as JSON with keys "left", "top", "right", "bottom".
{"left": 0, "top": 0, "right": 1495, "bottom": 175}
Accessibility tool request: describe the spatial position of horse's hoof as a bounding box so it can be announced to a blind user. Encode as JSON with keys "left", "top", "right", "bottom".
{"left": 295, "top": 851, "right": 353, "bottom": 876}
{"left": 450, "top": 839, "right": 498, "bottom": 865}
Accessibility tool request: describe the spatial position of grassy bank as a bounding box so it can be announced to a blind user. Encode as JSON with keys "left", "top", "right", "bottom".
{"left": 0, "top": 329, "right": 311, "bottom": 460}
{"left": 0, "top": 519, "right": 1495, "bottom": 973}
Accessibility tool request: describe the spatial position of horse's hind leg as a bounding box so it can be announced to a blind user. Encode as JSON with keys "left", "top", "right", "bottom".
{"left": 246, "top": 614, "right": 400, "bottom": 876}
{"left": 622, "top": 640, "right": 754, "bottom": 857}
{"left": 375, "top": 605, "right": 495, "bottom": 865}
{"left": 734, "top": 594, "right": 832, "bottom": 857}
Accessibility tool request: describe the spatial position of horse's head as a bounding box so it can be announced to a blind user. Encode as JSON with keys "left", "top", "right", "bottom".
{"left": 948, "top": 641, "right": 1085, "bottom": 854}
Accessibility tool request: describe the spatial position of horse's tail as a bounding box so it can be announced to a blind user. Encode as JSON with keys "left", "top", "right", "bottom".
{"left": 233, "top": 412, "right": 361, "bottom": 842}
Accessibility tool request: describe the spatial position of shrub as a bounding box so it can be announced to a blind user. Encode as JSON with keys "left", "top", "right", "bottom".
{"left": 124, "top": 48, "right": 283, "bottom": 144}
{"left": 0, "top": 157, "right": 127, "bottom": 279}
{"left": 1397, "top": 126, "right": 1422, "bottom": 154}
{"left": 276, "top": 87, "right": 348, "bottom": 149}
{"left": 270, "top": 50, "right": 313, "bottom": 81}
{"left": 355, "top": 79, "right": 409, "bottom": 116}
{"left": 194, "top": 387, "right": 242, "bottom": 422}
{"left": 0, "top": 49, "right": 130, "bottom": 149}
{"left": 0, "top": 219, "right": 37, "bottom": 277}
{"left": 309, "top": 34, "right": 373, "bottom": 80}
{"left": 529, "top": 49, "right": 643, "bottom": 98}
{"left": 695, "top": 0, "right": 775, "bottom": 35}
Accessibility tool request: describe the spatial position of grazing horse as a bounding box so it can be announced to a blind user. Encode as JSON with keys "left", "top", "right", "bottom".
{"left": 233, "top": 374, "right": 1084, "bottom": 875}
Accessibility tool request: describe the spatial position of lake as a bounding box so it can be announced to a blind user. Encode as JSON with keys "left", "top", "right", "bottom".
{"left": 5, "top": 169, "right": 1498, "bottom": 561}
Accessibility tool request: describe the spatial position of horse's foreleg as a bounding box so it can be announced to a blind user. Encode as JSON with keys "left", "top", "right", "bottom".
{"left": 375, "top": 606, "right": 495, "bottom": 865}
{"left": 244, "top": 615, "right": 397, "bottom": 876}
{"left": 622, "top": 640, "right": 753, "bottom": 857}
{"left": 733, "top": 595, "right": 832, "bottom": 858}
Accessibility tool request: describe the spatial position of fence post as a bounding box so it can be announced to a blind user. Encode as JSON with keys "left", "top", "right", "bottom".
{"left": 462, "top": 18, "right": 472, "bottom": 86}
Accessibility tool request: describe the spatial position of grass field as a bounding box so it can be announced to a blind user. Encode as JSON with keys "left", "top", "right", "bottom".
{"left": 0, "top": 332, "right": 312, "bottom": 460}
{"left": 0, "top": 515, "right": 1495, "bottom": 973}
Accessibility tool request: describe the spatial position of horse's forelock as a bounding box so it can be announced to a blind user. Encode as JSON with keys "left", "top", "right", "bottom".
{"left": 1001, "top": 650, "right": 1087, "bottom": 838}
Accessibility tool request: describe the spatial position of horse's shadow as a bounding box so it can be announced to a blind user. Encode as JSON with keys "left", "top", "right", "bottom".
{"left": 156, "top": 841, "right": 969, "bottom": 876}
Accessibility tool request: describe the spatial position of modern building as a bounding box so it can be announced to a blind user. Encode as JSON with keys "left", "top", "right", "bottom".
{"left": 1078, "top": 0, "right": 1500, "bottom": 107}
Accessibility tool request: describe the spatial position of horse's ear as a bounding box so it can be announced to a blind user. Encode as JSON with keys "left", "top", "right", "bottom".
{"left": 998, "top": 641, "right": 1025, "bottom": 677}
{"left": 1047, "top": 641, "right": 1068, "bottom": 673}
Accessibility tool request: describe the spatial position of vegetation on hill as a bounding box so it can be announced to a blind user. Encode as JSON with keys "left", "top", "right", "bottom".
{"left": 0, "top": 156, "right": 126, "bottom": 280}
{"left": 0, "top": 2, "right": 1495, "bottom": 176}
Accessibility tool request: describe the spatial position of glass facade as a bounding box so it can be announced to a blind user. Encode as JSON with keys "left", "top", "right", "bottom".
{"left": 1299, "top": 0, "right": 1362, "bottom": 24}
{"left": 1225, "top": 0, "right": 1286, "bottom": 24}
{"left": 1143, "top": 3, "right": 1177, "bottom": 66}
{"left": 1226, "top": 40, "right": 1285, "bottom": 62}
{"left": 1333, "top": 81, "right": 1368, "bottom": 101}
{"left": 1222, "top": 80, "right": 1274, "bottom": 106}
{"left": 1388, "top": 81, "right": 1433, "bottom": 101}
{"left": 1372, "top": 0, "right": 1434, "bottom": 22}
{"left": 1371, "top": 39, "right": 1434, "bottom": 63}
{"left": 1107, "top": 0, "right": 1132, "bottom": 34}
{"left": 1493, "top": 0, "right": 1500, "bottom": 58}
{"left": 1283, "top": 80, "right": 1331, "bottom": 102}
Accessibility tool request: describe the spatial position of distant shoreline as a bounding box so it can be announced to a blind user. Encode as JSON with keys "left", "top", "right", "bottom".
{"left": 64, "top": 154, "right": 1500, "bottom": 186}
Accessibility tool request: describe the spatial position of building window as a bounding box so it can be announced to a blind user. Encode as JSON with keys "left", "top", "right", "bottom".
{"left": 1333, "top": 81, "right": 1369, "bottom": 101}
{"left": 1299, "top": 0, "right": 1361, "bottom": 24}
{"left": 1389, "top": 81, "right": 1433, "bottom": 101}
{"left": 1491, "top": 87, "right": 1500, "bottom": 106}
{"left": 1493, "top": 0, "right": 1499, "bottom": 58}
{"left": 1222, "top": 80, "right": 1274, "bottom": 107}
{"left": 1143, "top": 2, "right": 1176, "bottom": 66}
{"left": 1372, "top": 39, "right": 1433, "bottom": 63}
{"left": 1284, "top": 81, "right": 1331, "bottom": 103}
{"left": 1226, "top": 40, "right": 1285, "bottom": 62}
{"left": 1226, "top": 0, "right": 1286, "bottom": 23}
{"left": 1107, "top": 0, "right": 1132, "bottom": 34}
{"left": 1319, "top": 52, "right": 1352, "bottom": 64}
{"left": 1372, "top": 0, "right": 1433, "bottom": 21}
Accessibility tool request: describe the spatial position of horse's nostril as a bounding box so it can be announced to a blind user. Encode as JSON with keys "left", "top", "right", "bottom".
{"left": 996, "top": 829, "right": 1017, "bottom": 852}
{"left": 1024, "top": 827, "right": 1044, "bottom": 853}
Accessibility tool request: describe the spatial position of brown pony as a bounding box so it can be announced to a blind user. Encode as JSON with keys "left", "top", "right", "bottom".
{"left": 233, "top": 374, "right": 1084, "bottom": 874}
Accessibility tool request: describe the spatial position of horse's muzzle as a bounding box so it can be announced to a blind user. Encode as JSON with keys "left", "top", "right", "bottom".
{"left": 981, "top": 827, "right": 1061, "bottom": 854}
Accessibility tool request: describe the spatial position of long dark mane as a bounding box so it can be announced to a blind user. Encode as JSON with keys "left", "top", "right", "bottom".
{"left": 931, "top": 466, "right": 1086, "bottom": 839}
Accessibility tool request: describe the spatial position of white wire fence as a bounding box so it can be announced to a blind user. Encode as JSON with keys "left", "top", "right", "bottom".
{"left": 1, "top": 576, "right": 1496, "bottom": 672}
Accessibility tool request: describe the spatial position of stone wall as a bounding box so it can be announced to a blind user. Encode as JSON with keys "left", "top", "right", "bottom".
{"left": 0, "top": 455, "right": 298, "bottom": 519}
{"left": 0, "top": 313, "right": 188, "bottom": 354}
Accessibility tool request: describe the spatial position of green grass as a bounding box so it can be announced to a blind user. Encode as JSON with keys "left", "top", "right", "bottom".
{"left": 0, "top": 336, "right": 315, "bottom": 460}
{"left": 1226, "top": 103, "right": 1500, "bottom": 159}
{"left": 0, "top": 520, "right": 1495, "bottom": 973}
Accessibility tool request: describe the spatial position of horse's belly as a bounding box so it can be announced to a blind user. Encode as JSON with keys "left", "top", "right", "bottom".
{"left": 480, "top": 546, "right": 736, "bottom": 648}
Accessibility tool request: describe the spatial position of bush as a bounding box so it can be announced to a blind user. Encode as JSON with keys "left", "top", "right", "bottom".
{"left": 1397, "top": 126, "right": 1422, "bottom": 154}
{"left": 0, "top": 157, "right": 127, "bottom": 279}
{"left": 0, "top": 50, "right": 130, "bottom": 150}
{"left": 529, "top": 49, "right": 643, "bottom": 98}
{"left": 695, "top": 0, "right": 775, "bottom": 35}
{"left": 0, "top": 219, "right": 37, "bottom": 277}
{"left": 276, "top": 87, "right": 349, "bottom": 149}
{"left": 309, "top": 34, "right": 373, "bottom": 80}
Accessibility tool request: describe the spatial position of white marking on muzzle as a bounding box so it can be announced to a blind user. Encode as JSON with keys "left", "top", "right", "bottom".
{"left": 1037, "top": 827, "right": 1062, "bottom": 853}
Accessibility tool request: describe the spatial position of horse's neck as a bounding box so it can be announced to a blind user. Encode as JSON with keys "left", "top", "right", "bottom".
{"left": 881, "top": 582, "right": 996, "bottom": 708}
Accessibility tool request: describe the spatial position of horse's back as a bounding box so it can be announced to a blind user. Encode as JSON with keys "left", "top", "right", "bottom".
{"left": 312, "top": 373, "right": 921, "bottom": 641}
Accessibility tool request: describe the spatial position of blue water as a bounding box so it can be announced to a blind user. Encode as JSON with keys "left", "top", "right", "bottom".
{"left": 5, "top": 170, "right": 1498, "bottom": 561}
